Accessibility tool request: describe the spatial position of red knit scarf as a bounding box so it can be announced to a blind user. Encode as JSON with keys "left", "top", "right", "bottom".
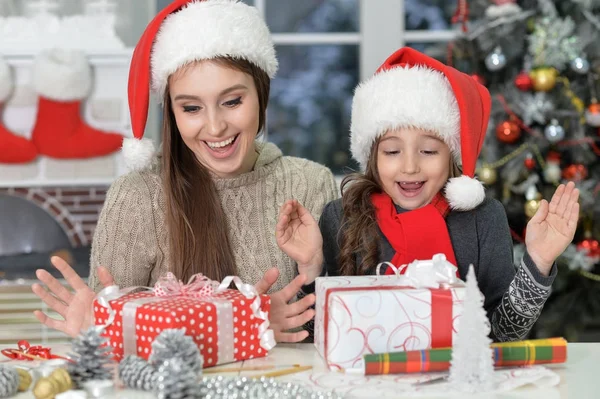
{"left": 371, "top": 192, "right": 459, "bottom": 276}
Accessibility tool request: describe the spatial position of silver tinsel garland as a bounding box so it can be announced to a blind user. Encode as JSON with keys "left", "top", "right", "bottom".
{"left": 197, "top": 375, "right": 344, "bottom": 399}
{"left": 67, "top": 326, "right": 114, "bottom": 388}
{"left": 150, "top": 329, "right": 204, "bottom": 375}
{"left": 0, "top": 365, "right": 19, "bottom": 398}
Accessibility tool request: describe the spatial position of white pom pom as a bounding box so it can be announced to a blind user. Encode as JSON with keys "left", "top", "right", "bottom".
{"left": 122, "top": 137, "right": 156, "bottom": 172}
{"left": 445, "top": 175, "right": 485, "bottom": 211}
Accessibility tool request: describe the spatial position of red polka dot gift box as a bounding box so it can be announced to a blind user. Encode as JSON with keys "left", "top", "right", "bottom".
{"left": 93, "top": 273, "right": 275, "bottom": 367}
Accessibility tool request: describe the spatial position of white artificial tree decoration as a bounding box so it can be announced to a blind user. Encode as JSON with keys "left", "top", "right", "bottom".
{"left": 448, "top": 264, "right": 495, "bottom": 392}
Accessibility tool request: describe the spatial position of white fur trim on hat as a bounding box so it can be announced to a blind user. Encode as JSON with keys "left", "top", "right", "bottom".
{"left": 350, "top": 65, "right": 461, "bottom": 170}
{"left": 0, "top": 58, "right": 13, "bottom": 102}
{"left": 151, "top": 0, "right": 278, "bottom": 97}
{"left": 445, "top": 175, "right": 485, "bottom": 211}
{"left": 33, "top": 49, "right": 92, "bottom": 101}
{"left": 122, "top": 137, "right": 156, "bottom": 172}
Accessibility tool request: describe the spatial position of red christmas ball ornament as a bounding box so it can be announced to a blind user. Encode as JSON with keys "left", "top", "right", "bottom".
{"left": 562, "top": 164, "right": 588, "bottom": 181}
{"left": 496, "top": 119, "right": 522, "bottom": 144}
{"left": 471, "top": 74, "right": 486, "bottom": 86}
{"left": 524, "top": 154, "right": 536, "bottom": 170}
{"left": 514, "top": 71, "right": 533, "bottom": 91}
{"left": 546, "top": 150, "right": 561, "bottom": 163}
{"left": 585, "top": 102, "right": 600, "bottom": 127}
{"left": 577, "top": 238, "right": 600, "bottom": 258}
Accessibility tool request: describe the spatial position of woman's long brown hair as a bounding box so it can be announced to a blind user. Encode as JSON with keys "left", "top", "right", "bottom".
{"left": 162, "top": 57, "right": 270, "bottom": 282}
{"left": 338, "top": 141, "right": 461, "bottom": 276}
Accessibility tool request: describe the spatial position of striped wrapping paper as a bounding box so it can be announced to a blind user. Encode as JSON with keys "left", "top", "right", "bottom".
{"left": 362, "top": 337, "right": 567, "bottom": 375}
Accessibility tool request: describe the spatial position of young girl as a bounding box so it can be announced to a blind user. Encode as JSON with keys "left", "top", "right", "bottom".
{"left": 277, "top": 47, "right": 580, "bottom": 341}
{"left": 31, "top": 0, "right": 338, "bottom": 343}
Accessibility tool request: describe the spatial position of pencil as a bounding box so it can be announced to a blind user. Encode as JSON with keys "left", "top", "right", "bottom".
{"left": 249, "top": 365, "right": 313, "bottom": 379}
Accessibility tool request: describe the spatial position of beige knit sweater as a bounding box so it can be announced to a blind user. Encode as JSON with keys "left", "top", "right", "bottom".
{"left": 88, "top": 142, "right": 339, "bottom": 294}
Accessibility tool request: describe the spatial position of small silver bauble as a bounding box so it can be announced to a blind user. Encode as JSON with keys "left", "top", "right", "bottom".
{"left": 570, "top": 56, "right": 590, "bottom": 74}
{"left": 485, "top": 47, "right": 507, "bottom": 71}
{"left": 544, "top": 119, "right": 565, "bottom": 142}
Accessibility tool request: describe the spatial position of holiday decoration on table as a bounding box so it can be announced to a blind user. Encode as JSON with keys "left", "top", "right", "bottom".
{"left": 66, "top": 326, "right": 114, "bottom": 388}
{"left": 156, "top": 358, "right": 200, "bottom": 399}
{"left": 117, "top": 328, "right": 341, "bottom": 398}
{"left": 196, "top": 375, "right": 345, "bottom": 399}
{"left": 93, "top": 272, "right": 275, "bottom": 367}
{"left": 448, "top": 265, "right": 494, "bottom": 392}
{"left": 314, "top": 254, "right": 465, "bottom": 371}
{"left": 118, "top": 355, "right": 157, "bottom": 391}
{"left": 359, "top": 337, "right": 567, "bottom": 375}
{"left": 0, "top": 365, "right": 19, "bottom": 398}
{"left": 1, "top": 340, "right": 71, "bottom": 362}
{"left": 32, "top": 368, "right": 73, "bottom": 399}
{"left": 448, "top": 0, "right": 600, "bottom": 340}
{"left": 149, "top": 328, "right": 204, "bottom": 375}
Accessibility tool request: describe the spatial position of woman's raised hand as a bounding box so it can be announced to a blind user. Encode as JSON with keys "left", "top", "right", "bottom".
{"left": 32, "top": 256, "right": 114, "bottom": 337}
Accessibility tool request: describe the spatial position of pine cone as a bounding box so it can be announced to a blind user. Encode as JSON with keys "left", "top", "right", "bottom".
{"left": 118, "top": 355, "right": 157, "bottom": 391}
{"left": 67, "top": 327, "right": 114, "bottom": 388}
{"left": 149, "top": 329, "right": 203, "bottom": 375}
{"left": 156, "top": 358, "right": 200, "bottom": 399}
{"left": 0, "top": 365, "right": 19, "bottom": 398}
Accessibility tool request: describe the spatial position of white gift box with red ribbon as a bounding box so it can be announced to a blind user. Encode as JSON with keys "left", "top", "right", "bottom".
{"left": 93, "top": 273, "right": 275, "bottom": 367}
{"left": 314, "top": 254, "right": 466, "bottom": 371}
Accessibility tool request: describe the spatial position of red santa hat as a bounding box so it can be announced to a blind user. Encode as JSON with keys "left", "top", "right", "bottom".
{"left": 350, "top": 47, "right": 492, "bottom": 211}
{"left": 123, "top": 0, "right": 278, "bottom": 171}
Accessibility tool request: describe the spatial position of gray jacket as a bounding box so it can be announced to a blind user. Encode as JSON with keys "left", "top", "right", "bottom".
{"left": 304, "top": 197, "right": 556, "bottom": 342}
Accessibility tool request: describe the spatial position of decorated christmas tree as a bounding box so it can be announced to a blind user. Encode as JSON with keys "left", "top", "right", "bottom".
{"left": 447, "top": 0, "right": 600, "bottom": 340}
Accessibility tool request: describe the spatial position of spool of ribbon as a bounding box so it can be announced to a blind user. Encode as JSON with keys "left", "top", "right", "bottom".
{"left": 1, "top": 340, "right": 71, "bottom": 362}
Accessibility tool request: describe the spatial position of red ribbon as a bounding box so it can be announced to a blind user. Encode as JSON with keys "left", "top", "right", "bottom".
{"left": 1, "top": 340, "right": 71, "bottom": 362}
{"left": 430, "top": 289, "right": 453, "bottom": 348}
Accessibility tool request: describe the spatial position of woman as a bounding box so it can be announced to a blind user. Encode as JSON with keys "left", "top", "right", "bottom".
{"left": 31, "top": 0, "right": 338, "bottom": 343}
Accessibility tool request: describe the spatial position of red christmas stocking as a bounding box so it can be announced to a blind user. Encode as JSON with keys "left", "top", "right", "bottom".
{"left": 0, "top": 59, "right": 37, "bottom": 164}
{"left": 30, "top": 50, "right": 123, "bottom": 159}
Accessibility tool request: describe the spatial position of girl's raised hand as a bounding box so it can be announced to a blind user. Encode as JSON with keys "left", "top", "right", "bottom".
{"left": 276, "top": 199, "right": 323, "bottom": 284}
{"left": 526, "top": 182, "right": 580, "bottom": 275}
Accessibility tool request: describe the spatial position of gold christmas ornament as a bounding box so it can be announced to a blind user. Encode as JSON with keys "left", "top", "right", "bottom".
{"left": 529, "top": 67, "right": 558, "bottom": 92}
{"left": 33, "top": 377, "right": 61, "bottom": 399}
{"left": 525, "top": 198, "right": 541, "bottom": 218}
{"left": 478, "top": 166, "right": 497, "bottom": 185}
{"left": 50, "top": 368, "right": 73, "bottom": 392}
{"left": 33, "top": 368, "right": 72, "bottom": 399}
{"left": 17, "top": 368, "right": 32, "bottom": 392}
